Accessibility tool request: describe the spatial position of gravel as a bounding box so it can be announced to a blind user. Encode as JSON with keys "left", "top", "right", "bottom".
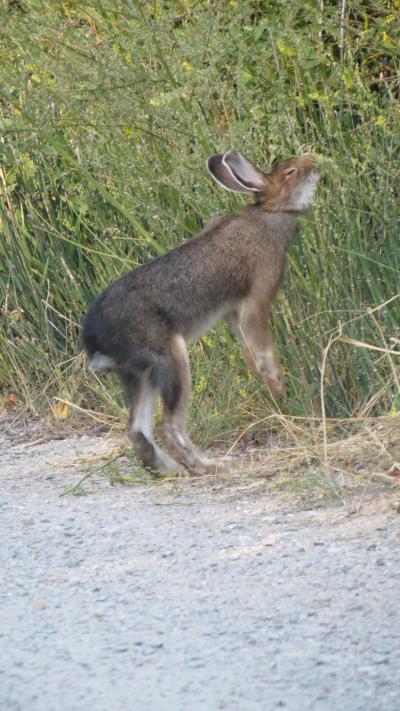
{"left": 1, "top": 429, "right": 400, "bottom": 711}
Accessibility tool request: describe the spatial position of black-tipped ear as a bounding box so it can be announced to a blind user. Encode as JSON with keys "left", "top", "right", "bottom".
{"left": 206, "top": 153, "right": 260, "bottom": 193}
{"left": 223, "top": 151, "right": 266, "bottom": 191}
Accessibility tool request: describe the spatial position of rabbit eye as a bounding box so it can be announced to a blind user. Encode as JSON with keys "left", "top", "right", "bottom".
{"left": 284, "top": 167, "right": 297, "bottom": 176}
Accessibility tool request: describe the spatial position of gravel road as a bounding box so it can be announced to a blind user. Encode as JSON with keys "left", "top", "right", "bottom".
{"left": 1, "top": 429, "right": 400, "bottom": 711}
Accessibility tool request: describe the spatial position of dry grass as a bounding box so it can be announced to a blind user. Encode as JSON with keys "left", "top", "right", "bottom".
{"left": 2, "top": 311, "right": 399, "bottom": 504}
{"left": 50, "top": 413, "right": 400, "bottom": 502}
{"left": 232, "top": 415, "right": 399, "bottom": 479}
{"left": 1, "top": 399, "right": 399, "bottom": 508}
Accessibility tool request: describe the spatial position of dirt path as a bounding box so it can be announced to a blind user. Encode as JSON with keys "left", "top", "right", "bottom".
{"left": 1, "top": 428, "right": 400, "bottom": 711}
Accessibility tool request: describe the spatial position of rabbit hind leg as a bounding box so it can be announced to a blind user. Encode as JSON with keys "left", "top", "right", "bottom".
{"left": 161, "top": 335, "right": 224, "bottom": 475}
{"left": 121, "top": 370, "right": 183, "bottom": 475}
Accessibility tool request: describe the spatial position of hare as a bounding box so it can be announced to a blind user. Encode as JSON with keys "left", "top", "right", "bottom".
{"left": 82, "top": 151, "right": 320, "bottom": 475}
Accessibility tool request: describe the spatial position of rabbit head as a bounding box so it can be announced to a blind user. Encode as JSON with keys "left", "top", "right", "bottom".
{"left": 207, "top": 151, "right": 320, "bottom": 212}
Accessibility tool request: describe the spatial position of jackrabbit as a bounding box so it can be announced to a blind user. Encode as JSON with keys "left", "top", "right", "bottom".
{"left": 82, "top": 151, "right": 320, "bottom": 475}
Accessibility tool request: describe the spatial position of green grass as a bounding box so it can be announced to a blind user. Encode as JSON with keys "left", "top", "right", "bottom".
{"left": 0, "top": 0, "right": 399, "bottom": 443}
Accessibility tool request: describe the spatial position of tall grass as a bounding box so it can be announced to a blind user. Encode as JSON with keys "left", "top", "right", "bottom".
{"left": 0, "top": 0, "right": 399, "bottom": 440}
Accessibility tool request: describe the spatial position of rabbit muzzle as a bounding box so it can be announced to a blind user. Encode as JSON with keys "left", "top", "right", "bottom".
{"left": 287, "top": 169, "right": 320, "bottom": 212}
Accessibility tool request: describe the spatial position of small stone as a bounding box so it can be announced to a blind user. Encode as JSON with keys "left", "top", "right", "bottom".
{"left": 262, "top": 535, "right": 279, "bottom": 547}
{"left": 33, "top": 601, "right": 45, "bottom": 610}
{"left": 388, "top": 463, "right": 400, "bottom": 477}
{"left": 65, "top": 559, "right": 83, "bottom": 568}
{"left": 353, "top": 463, "right": 365, "bottom": 474}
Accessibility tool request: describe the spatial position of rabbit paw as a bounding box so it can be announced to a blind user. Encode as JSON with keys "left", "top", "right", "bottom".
{"left": 266, "top": 374, "right": 286, "bottom": 398}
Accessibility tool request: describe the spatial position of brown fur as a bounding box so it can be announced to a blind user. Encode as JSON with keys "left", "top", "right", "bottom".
{"left": 82, "top": 151, "right": 320, "bottom": 474}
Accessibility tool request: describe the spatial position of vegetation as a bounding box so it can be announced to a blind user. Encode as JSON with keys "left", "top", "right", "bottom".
{"left": 0, "top": 0, "right": 399, "bottom": 446}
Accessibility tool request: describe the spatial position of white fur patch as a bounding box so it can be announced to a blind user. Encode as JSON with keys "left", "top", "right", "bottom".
{"left": 289, "top": 172, "right": 320, "bottom": 211}
{"left": 254, "top": 349, "right": 279, "bottom": 378}
{"left": 130, "top": 380, "right": 158, "bottom": 439}
{"left": 88, "top": 352, "right": 116, "bottom": 371}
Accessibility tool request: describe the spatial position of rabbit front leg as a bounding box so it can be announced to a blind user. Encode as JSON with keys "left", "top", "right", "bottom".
{"left": 227, "top": 301, "right": 286, "bottom": 398}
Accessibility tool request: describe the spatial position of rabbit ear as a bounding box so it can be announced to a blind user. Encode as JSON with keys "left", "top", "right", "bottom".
{"left": 223, "top": 151, "right": 266, "bottom": 191}
{"left": 206, "top": 153, "right": 260, "bottom": 193}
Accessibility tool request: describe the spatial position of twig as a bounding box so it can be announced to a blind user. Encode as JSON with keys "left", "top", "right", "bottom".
{"left": 320, "top": 323, "right": 343, "bottom": 469}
